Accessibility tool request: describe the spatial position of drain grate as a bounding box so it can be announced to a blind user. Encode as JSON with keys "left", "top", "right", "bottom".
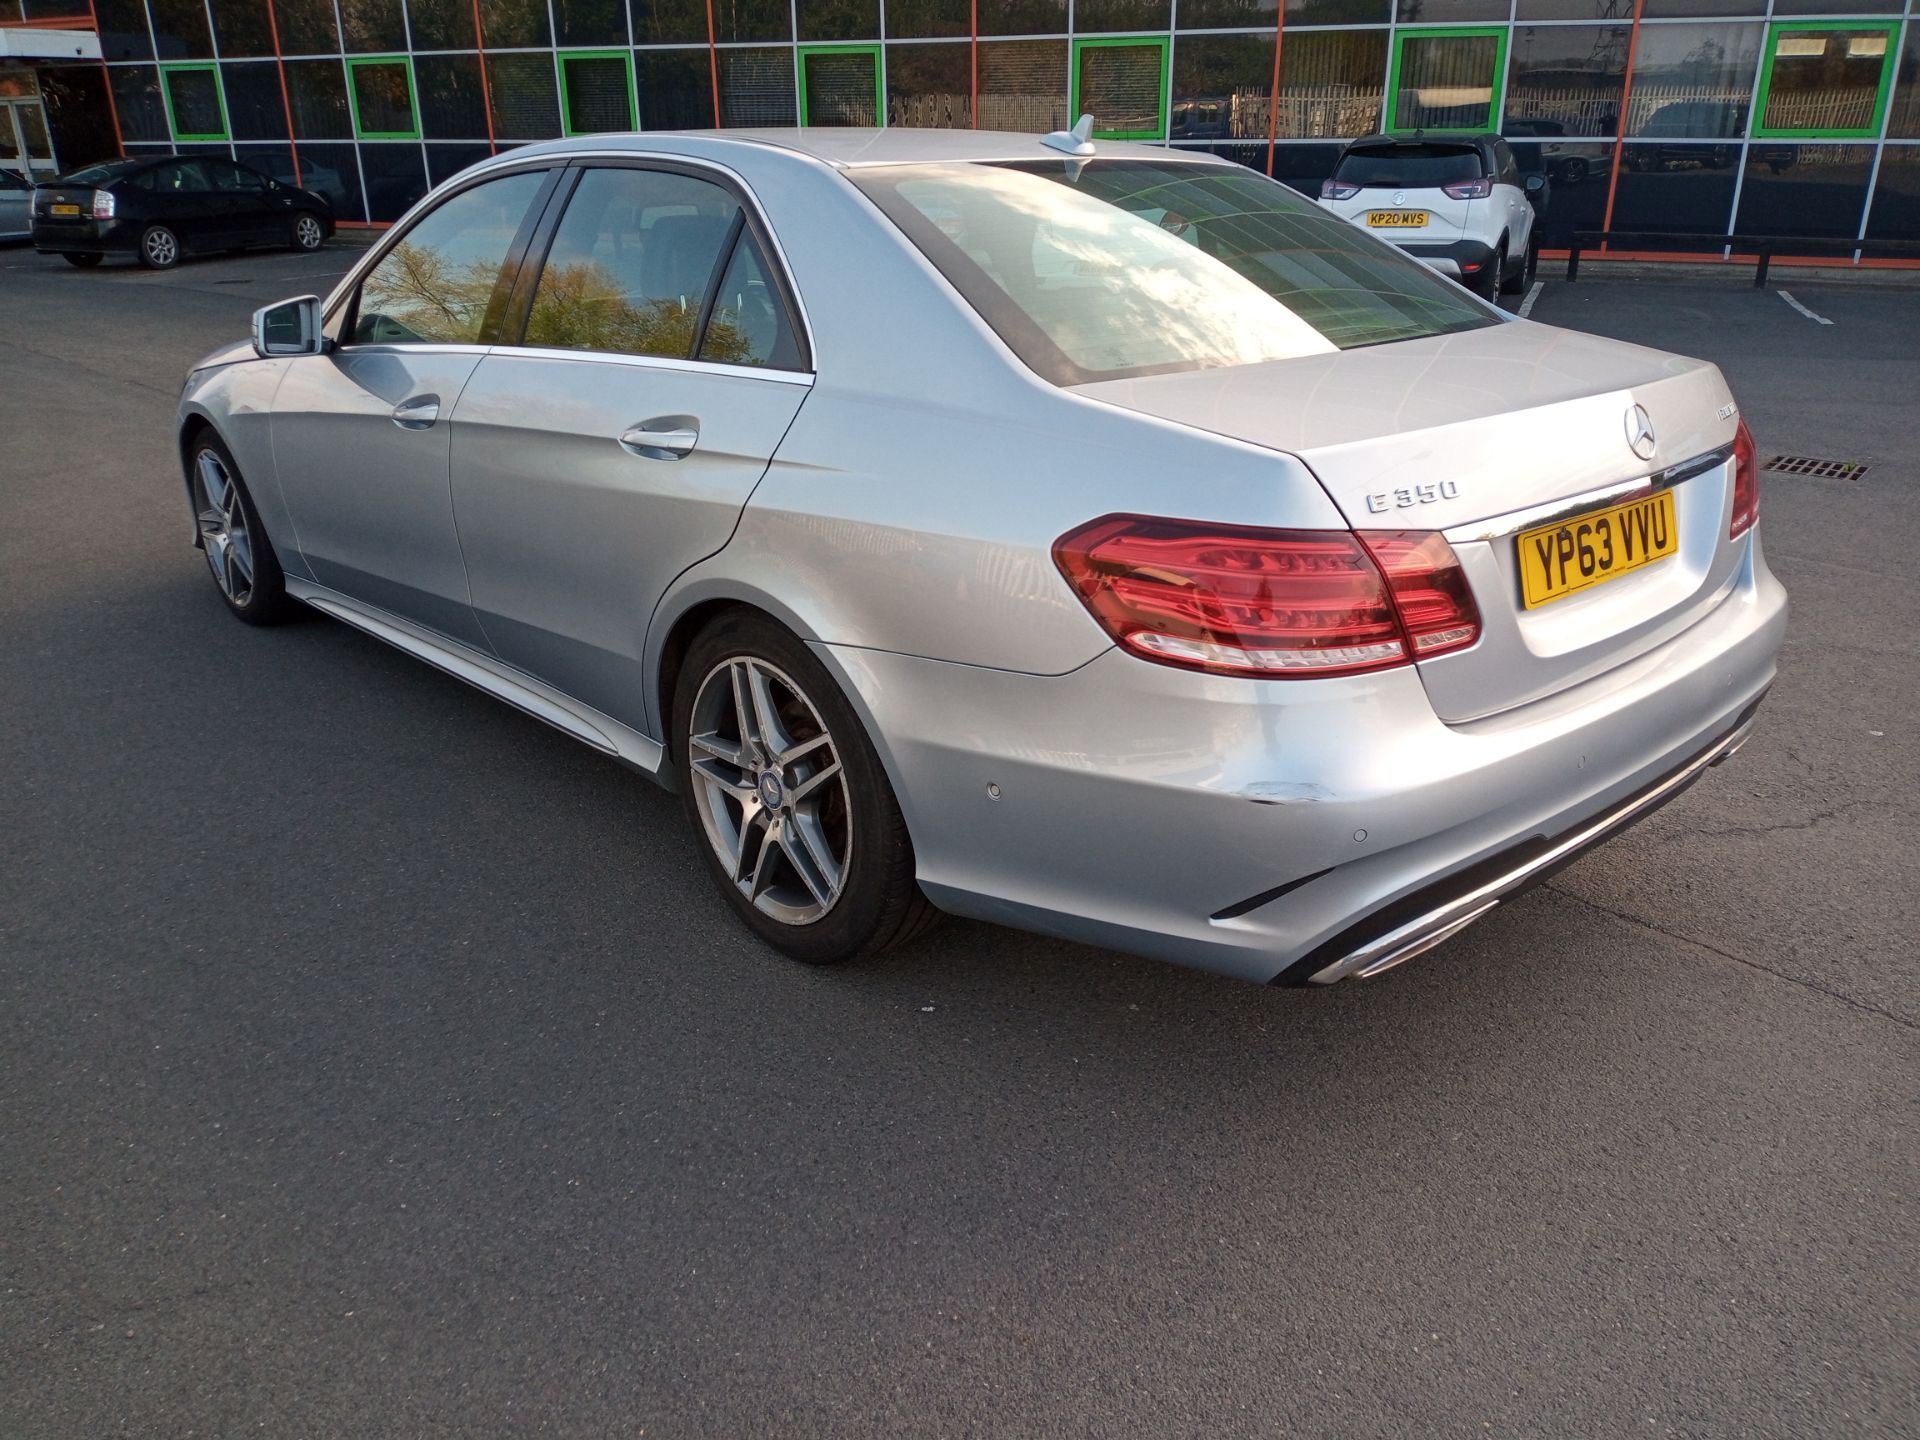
{"left": 1765, "top": 454, "right": 1868, "bottom": 480}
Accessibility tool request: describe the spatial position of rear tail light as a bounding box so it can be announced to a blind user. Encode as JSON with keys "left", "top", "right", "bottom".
{"left": 91, "top": 189, "right": 114, "bottom": 220}
{"left": 1320, "top": 180, "right": 1361, "bottom": 201}
{"left": 1441, "top": 176, "right": 1493, "bottom": 199}
{"left": 1052, "top": 515, "right": 1481, "bottom": 680}
{"left": 1729, "top": 417, "right": 1759, "bottom": 539}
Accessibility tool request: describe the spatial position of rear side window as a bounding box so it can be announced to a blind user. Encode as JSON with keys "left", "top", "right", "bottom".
{"left": 352, "top": 169, "right": 548, "bottom": 346}
{"left": 700, "top": 229, "right": 804, "bottom": 370}
{"left": 1332, "top": 145, "right": 1484, "bottom": 188}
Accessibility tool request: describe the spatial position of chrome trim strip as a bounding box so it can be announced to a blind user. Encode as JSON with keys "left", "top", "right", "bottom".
{"left": 288, "top": 581, "right": 668, "bottom": 777}
{"left": 496, "top": 346, "right": 815, "bottom": 386}
{"left": 1443, "top": 444, "right": 1734, "bottom": 544}
{"left": 1308, "top": 710, "right": 1758, "bottom": 985}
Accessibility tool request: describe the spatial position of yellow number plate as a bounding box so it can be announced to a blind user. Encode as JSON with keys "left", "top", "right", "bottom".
{"left": 51, "top": 203, "right": 80, "bottom": 216}
{"left": 1518, "top": 490, "right": 1677, "bottom": 608}
{"left": 1367, "top": 210, "right": 1428, "bottom": 228}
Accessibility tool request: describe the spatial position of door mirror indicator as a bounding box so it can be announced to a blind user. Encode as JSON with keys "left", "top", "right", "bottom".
{"left": 253, "top": 294, "right": 325, "bottom": 357}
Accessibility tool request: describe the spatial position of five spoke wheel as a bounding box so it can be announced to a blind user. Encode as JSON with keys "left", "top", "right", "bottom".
{"left": 193, "top": 447, "right": 255, "bottom": 608}
{"left": 687, "top": 656, "right": 851, "bottom": 926}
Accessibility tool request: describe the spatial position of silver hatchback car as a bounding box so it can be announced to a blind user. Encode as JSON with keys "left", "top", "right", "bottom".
{"left": 176, "top": 127, "right": 1786, "bottom": 985}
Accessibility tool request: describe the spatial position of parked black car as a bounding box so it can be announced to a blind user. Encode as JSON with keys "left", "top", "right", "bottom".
{"left": 31, "top": 155, "right": 333, "bottom": 270}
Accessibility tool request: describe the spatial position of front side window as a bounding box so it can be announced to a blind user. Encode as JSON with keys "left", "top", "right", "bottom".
{"left": 523, "top": 167, "right": 742, "bottom": 360}
{"left": 852, "top": 158, "right": 1496, "bottom": 386}
{"left": 351, "top": 169, "right": 548, "bottom": 345}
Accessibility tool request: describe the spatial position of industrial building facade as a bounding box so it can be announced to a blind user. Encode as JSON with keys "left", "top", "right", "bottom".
{"left": 4, "top": 0, "right": 1920, "bottom": 256}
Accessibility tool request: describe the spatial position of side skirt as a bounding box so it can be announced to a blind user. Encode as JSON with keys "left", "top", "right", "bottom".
{"left": 286, "top": 579, "right": 669, "bottom": 783}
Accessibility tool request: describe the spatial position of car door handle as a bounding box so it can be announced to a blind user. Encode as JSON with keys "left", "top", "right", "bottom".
{"left": 391, "top": 395, "right": 440, "bottom": 429}
{"left": 618, "top": 422, "right": 699, "bottom": 460}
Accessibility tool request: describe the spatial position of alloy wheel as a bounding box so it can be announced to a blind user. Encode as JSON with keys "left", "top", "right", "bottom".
{"left": 686, "top": 656, "right": 851, "bottom": 925}
{"left": 294, "top": 215, "right": 323, "bottom": 250}
{"left": 144, "top": 227, "right": 178, "bottom": 267}
{"left": 193, "top": 447, "right": 254, "bottom": 607}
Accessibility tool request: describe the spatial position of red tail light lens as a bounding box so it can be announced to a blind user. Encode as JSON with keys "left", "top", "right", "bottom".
{"left": 1320, "top": 180, "right": 1361, "bottom": 200}
{"left": 1441, "top": 176, "right": 1493, "bottom": 199}
{"left": 91, "top": 189, "right": 115, "bottom": 220}
{"left": 1052, "top": 516, "right": 1480, "bottom": 680}
{"left": 1729, "top": 417, "right": 1759, "bottom": 539}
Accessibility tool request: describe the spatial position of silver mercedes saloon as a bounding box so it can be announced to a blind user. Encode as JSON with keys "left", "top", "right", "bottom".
{"left": 176, "top": 127, "right": 1786, "bottom": 985}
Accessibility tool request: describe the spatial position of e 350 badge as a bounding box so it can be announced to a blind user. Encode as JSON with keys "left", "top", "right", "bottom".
{"left": 1366, "top": 480, "right": 1461, "bottom": 514}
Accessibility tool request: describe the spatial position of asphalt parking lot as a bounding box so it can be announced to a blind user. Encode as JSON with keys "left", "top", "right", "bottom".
{"left": 2, "top": 237, "right": 1916, "bottom": 1438}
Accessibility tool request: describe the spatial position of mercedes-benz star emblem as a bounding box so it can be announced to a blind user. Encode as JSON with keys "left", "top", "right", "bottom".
{"left": 1625, "top": 403, "right": 1657, "bottom": 461}
{"left": 758, "top": 772, "right": 784, "bottom": 808}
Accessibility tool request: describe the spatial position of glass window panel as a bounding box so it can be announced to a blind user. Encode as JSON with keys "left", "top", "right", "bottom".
{"left": 1174, "top": 0, "right": 1274, "bottom": 31}
{"left": 355, "top": 144, "right": 428, "bottom": 222}
{"left": 887, "top": 41, "right": 972, "bottom": 127}
{"left": 1505, "top": 25, "right": 1628, "bottom": 138}
{"left": 233, "top": 140, "right": 296, "bottom": 184}
{"left": 1180, "top": 0, "right": 1392, "bottom": 29}
{"left": 561, "top": 52, "right": 636, "bottom": 132}
{"left": 797, "top": 0, "right": 879, "bottom": 40}
{"left": 555, "top": 0, "right": 628, "bottom": 44}
{"left": 711, "top": 0, "right": 791, "bottom": 41}
{"left": 1756, "top": 24, "right": 1897, "bottom": 137}
{"left": 286, "top": 59, "right": 352, "bottom": 137}
{"left": 525, "top": 167, "right": 739, "bottom": 356}
{"left": 1626, "top": 23, "right": 1764, "bottom": 136}
{"left": 1278, "top": 29, "right": 1385, "bottom": 138}
{"left": 488, "top": 51, "right": 562, "bottom": 137}
{"left": 1172, "top": 35, "right": 1272, "bottom": 144}
{"left": 719, "top": 47, "right": 797, "bottom": 125}
{"left": 289, "top": 139, "right": 365, "bottom": 216}
{"left": 340, "top": 0, "right": 408, "bottom": 51}
{"left": 1734, "top": 141, "right": 1872, "bottom": 235}
{"left": 800, "top": 47, "right": 881, "bottom": 125}
{"left": 1891, "top": 27, "right": 1920, "bottom": 136}
{"left": 702, "top": 228, "right": 803, "bottom": 368}
{"left": 110, "top": 66, "right": 171, "bottom": 141}
{"left": 350, "top": 59, "right": 418, "bottom": 137}
{"left": 1290, "top": 0, "right": 1389, "bottom": 23}
{"left": 358, "top": 169, "right": 546, "bottom": 341}
{"left": 149, "top": 0, "right": 214, "bottom": 58}
{"left": 221, "top": 61, "right": 290, "bottom": 140}
{"left": 426, "top": 141, "right": 494, "bottom": 184}
{"left": 479, "top": 0, "right": 551, "bottom": 46}
{"left": 163, "top": 65, "right": 228, "bottom": 137}
{"left": 1078, "top": 39, "right": 1169, "bottom": 137}
{"left": 1775, "top": 0, "right": 1898, "bottom": 13}
{"left": 1612, "top": 140, "right": 1737, "bottom": 241}
{"left": 275, "top": 0, "right": 342, "bottom": 53}
{"left": 1395, "top": 0, "right": 1505, "bottom": 20}
{"left": 1507, "top": 137, "right": 1610, "bottom": 239}
{"left": 630, "top": 0, "right": 706, "bottom": 43}
{"left": 1075, "top": 0, "right": 1172, "bottom": 32}
{"left": 208, "top": 0, "right": 274, "bottom": 57}
{"left": 1392, "top": 30, "right": 1503, "bottom": 131}
{"left": 637, "top": 48, "right": 717, "bottom": 127}
{"left": 1863, "top": 143, "right": 1920, "bottom": 243}
{"left": 95, "top": 0, "right": 154, "bottom": 60}
{"left": 407, "top": 0, "right": 477, "bottom": 51}
{"left": 978, "top": 39, "right": 1067, "bottom": 133}
{"left": 976, "top": 0, "right": 1067, "bottom": 38}
{"left": 1642, "top": 0, "right": 1763, "bottom": 13}
{"left": 1517, "top": 0, "right": 1635, "bottom": 16}
{"left": 885, "top": 0, "right": 968, "bottom": 39}
{"left": 417, "top": 52, "right": 490, "bottom": 138}
{"left": 1266, "top": 139, "right": 1340, "bottom": 193}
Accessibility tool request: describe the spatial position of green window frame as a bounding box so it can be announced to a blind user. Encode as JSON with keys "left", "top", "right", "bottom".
{"left": 556, "top": 49, "right": 639, "bottom": 136}
{"left": 797, "top": 44, "right": 885, "bottom": 128}
{"left": 1071, "top": 36, "right": 1170, "bottom": 142}
{"left": 1752, "top": 20, "right": 1900, "bottom": 140}
{"left": 345, "top": 55, "right": 421, "bottom": 140}
{"left": 1386, "top": 26, "right": 1509, "bottom": 135}
{"left": 159, "top": 62, "right": 229, "bottom": 143}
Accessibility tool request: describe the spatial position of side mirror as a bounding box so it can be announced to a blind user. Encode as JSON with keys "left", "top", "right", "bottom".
{"left": 1523, "top": 173, "right": 1548, "bottom": 195}
{"left": 252, "top": 294, "right": 325, "bottom": 357}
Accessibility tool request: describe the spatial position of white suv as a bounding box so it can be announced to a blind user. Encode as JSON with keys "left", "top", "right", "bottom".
{"left": 1318, "top": 134, "right": 1544, "bottom": 300}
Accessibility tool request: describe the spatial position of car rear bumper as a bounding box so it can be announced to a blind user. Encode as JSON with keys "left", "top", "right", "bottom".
{"left": 31, "top": 218, "right": 140, "bottom": 254}
{"left": 1392, "top": 238, "right": 1498, "bottom": 279}
{"left": 816, "top": 537, "right": 1787, "bottom": 985}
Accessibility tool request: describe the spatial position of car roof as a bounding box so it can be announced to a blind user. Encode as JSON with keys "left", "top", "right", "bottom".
{"left": 502, "top": 127, "right": 1231, "bottom": 170}
{"left": 1338, "top": 132, "right": 1501, "bottom": 152}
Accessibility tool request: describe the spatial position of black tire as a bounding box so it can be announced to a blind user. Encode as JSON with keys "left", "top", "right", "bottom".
{"left": 1475, "top": 244, "right": 1505, "bottom": 301}
{"left": 291, "top": 212, "right": 326, "bottom": 252}
{"left": 62, "top": 251, "right": 102, "bottom": 268}
{"left": 138, "top": 223, "right": 181, "bottom": 269}
{"left": 1500, "top": 236, "right": 1535, "bottom": 295}
{"left": 186, "top": 430, "right": 298, "bottom": 626}
{"left": 671, "top": 611, "right": 939, "bottom": 964}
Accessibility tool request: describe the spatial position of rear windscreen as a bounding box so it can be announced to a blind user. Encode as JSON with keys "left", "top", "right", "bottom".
{"left": 1332, "top": 146, "right": 1484, "bottom": 188}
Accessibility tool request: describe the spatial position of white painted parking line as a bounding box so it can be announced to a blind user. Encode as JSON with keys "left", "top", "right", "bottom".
{"left": 1777, "top": 289, "right": 1834, "bottom": 325}
{"left": 1517, "top": 280, "right": 1544, "bottom": 319}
